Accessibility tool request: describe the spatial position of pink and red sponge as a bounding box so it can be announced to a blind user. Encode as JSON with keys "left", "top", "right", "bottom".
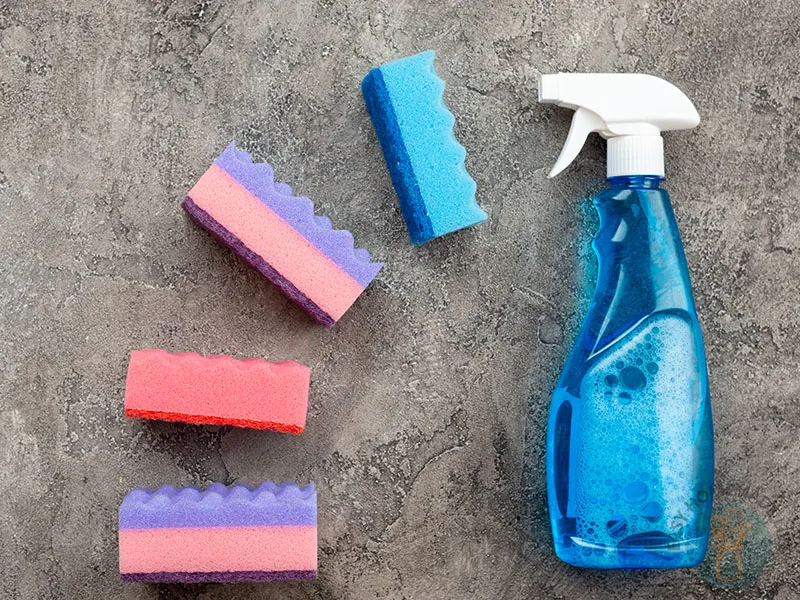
{"left": 124, "top": 349, "right": 310, "bottom": 434}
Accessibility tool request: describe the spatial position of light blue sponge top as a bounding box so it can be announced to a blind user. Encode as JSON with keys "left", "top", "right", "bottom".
{"left": 377, "top": 51, "right": 486, "bottom": 238}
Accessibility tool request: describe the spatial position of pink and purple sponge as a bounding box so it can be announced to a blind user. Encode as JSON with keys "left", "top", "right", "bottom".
{"left": 124, "top": 349, "right": 310, "bottom": 434}
{"left": 119, "top": 482, "right": 317, "bottom": 583}
{"left": 183, "top": 143, "right": 383, "bottom": 327}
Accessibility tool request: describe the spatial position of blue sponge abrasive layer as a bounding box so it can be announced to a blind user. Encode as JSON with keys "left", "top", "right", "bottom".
{"left": 362, "top": 66, "right": 434, "bottom": 244}
{"left": 362, "top": 50, "right": 487, "bottom": 245}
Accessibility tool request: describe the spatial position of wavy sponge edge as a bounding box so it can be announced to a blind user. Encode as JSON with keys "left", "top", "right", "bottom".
{"left": 119, "top": 482, "right": 317, "bottom": 583}
{"left": 124, "top": 349, "right": 310, "bottom": 434}
{"left": 362, "top": 50, "right": 487, "bottom": 245}
{"left": 183, "top": 143, "right": 383, "bottom": 327}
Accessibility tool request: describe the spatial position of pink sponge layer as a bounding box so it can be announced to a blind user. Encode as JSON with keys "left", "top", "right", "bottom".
{"left": 124, "top": 349, "right": 310, "bottom": 434}
{"left": 119, "top": 526, "right": 317, "bottom": 580}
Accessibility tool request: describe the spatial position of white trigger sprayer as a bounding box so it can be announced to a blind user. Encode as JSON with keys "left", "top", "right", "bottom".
{"left": 538, "top": 73, "right": 700, "bottom": 178}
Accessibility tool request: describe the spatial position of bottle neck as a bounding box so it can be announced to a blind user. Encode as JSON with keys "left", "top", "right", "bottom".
{"left": 607, "top": 175, "right": 664, "bottom": 189}
{"left": 583, "top": 185, "right": 693, "bottom": 355}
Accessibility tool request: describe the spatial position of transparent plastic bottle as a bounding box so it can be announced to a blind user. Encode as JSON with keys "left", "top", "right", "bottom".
{"left": 546, "top": 175, "right": 714, "bottom": 568}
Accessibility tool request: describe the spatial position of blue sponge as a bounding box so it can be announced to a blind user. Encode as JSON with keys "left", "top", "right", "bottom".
{"left": 362, "top": 50, "right": 487, "bottom": 245}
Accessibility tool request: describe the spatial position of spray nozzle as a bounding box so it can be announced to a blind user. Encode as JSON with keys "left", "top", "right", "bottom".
{"left": 538, "top": 73, "right": 700, "bottom": 179}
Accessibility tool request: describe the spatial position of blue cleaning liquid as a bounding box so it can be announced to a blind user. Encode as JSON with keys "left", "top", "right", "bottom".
{"left": 547, "top": 175, "right": 714, "bottom": 569}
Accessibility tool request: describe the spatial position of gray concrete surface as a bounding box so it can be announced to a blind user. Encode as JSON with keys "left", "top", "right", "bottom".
{"left": 1, "top": 0, "right": 798, "bottom": 598}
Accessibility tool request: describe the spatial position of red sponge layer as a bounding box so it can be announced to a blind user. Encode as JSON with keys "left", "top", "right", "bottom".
{"left": 124, "top": 350, "right": 310, "bottom": 434}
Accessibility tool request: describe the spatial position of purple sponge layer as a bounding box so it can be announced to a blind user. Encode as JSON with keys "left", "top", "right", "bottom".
{"left": 121, "top": 570, "right": 317, "bottom": 583}
{"left": 120, "top": 482, "right": 317, "bottom": 530}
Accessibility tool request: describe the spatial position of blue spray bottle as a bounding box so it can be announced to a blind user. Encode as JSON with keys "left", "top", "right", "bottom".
{"left": 538, "top": 74, "right": 714, "bottom": 569}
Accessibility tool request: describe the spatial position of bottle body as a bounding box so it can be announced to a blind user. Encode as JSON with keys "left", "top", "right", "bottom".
{"left": 546, "top": 176, "right": 714, "bottom": 569}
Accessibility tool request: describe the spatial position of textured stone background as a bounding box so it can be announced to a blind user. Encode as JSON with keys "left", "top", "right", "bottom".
{"left": 1, "top": 0, "right": 798, "bottom": 598}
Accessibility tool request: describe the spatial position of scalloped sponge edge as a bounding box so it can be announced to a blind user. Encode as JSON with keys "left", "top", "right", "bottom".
{"left": 119, "top": 482, "right": 317, "bottom": 583}
{"left": 362, "top": 50, "right": 487, "bottom": 245}
{"left": 124, "top": 349, "right": 310, "bottom": 434}
{"left": 183, "top": 143, "right": 383, "bottom": 327}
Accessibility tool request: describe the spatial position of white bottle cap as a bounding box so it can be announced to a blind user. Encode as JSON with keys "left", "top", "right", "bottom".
{"left": 607, "top": 136, "right": 664, "bottom": 178}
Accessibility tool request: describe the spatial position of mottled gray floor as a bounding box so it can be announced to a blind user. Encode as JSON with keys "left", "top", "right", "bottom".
{"left": 1, "top": 0, "right": 799, "bottom": 598}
